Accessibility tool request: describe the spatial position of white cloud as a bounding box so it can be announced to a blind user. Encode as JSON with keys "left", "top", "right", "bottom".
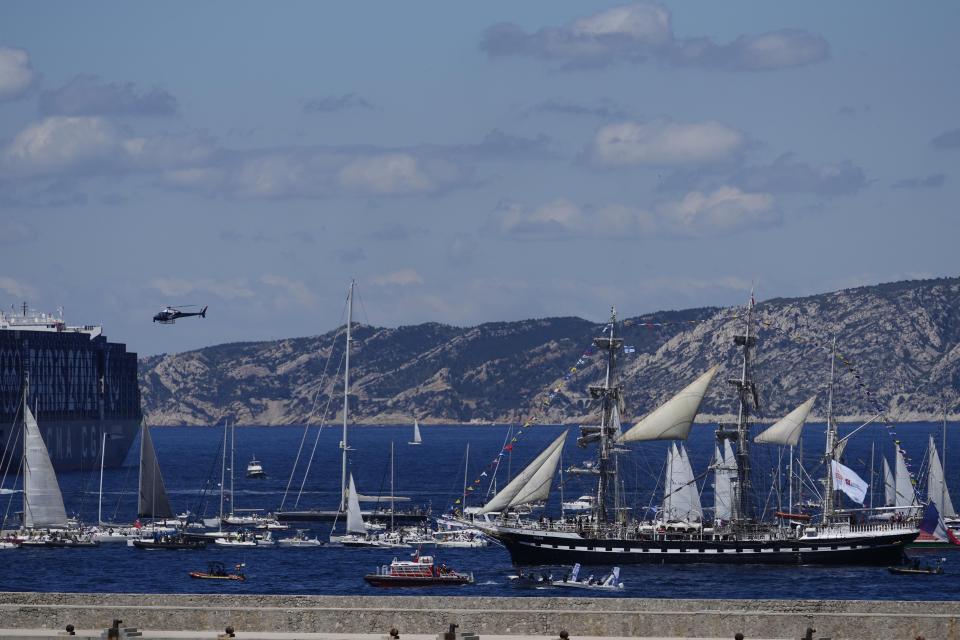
{"left": 337, "top": 154, "right": 435, "bottom": 195}
{"left": 481, "top": 2, "right": 829, "bottom": 72}
{"left": 571, "top": 2, "right": 671, "bottom": 46}
{"left": 589, "top": 119, "right": 744, "bottom": 166}
{"left": 492, "top": 186, "right": 776, "bottom": 240}
{"left": 0, "top": 47, "right": 34, "bottom": 101}
{"left": 370, "top": 269, "right": 424, "bottom": 287}
{"left": 0, "top": 116, "right": 215, "bottom": 179}
{"left": 657, "top": 186, "right": 777, "bottom": 233}
{"left": 148, "top": 277, "right": 255, "bottom": 300}
{"left": 2, "top": 116, "right": 124, "bottom": 175}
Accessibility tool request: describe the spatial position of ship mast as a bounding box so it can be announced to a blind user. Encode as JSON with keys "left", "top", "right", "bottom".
{"left": 339, "top": 280, "right": 355, "bottom": 513}
{"left": 822, "top": 335, "right": 838, "bottom": 519}
{"left": 719, "top": 293, "right": 758, "bottom": 523}
{"left": 578, "top": 307, "right": 623, "bottom": 524}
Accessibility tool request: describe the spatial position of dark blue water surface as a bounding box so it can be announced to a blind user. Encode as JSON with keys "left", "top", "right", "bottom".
{"left": 2, "top": 422, "right": 958, "bottom": 600}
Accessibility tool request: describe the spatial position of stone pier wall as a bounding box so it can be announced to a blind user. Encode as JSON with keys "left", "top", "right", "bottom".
{"left": 0, "top": 593, "right": 958, "bottom": 639}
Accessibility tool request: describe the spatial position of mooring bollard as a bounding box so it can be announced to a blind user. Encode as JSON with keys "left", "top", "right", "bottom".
{"left": 735, "top": 633, "right": 744, "bottom": 640}
{"left": 217, "top": 625, "right": 236, "bottom": 639}
{"left": 389, "top": 627, "right": 400, "bottom": 639}
{"left": 559, "top": 631, "right": 570, "bottom": 640}
{"left": 60, "top": 624, "right": 75, "bottom": 636}
{"left": 105, "top": 619, "right": 123, "bottom": 640}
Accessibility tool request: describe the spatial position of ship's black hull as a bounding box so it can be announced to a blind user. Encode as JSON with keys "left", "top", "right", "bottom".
{"left": 488, "top": 527, "right": 917, "bottom": 566}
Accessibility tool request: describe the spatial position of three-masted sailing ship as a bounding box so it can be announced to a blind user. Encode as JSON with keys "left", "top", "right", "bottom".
{"left": 474, "top": 301, "right": 919, "bottom": 565}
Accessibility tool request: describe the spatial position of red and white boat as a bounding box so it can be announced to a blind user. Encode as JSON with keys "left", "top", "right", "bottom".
{"left": 363, "top": 553, "right": 474, "bottom": 587}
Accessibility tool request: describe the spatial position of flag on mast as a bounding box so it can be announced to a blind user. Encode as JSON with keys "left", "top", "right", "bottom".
{"left": 831, "top": 460, "right": 868, "bottom": 504}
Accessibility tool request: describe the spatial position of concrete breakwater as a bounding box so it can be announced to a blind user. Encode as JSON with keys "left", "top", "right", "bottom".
{"left": 0, "top": 593, "right": 958, "bottom": 639}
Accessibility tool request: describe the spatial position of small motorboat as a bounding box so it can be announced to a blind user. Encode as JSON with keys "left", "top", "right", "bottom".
{"left": 189, "top": 561, "right": 246, "bottom": 581}
{"left": 130, "top": 534, "right": 207, "bottom": 550}
{"left": 888, "top": 558, "right": 945, "bottom": 575}
{"left": 551, "top": 564, "right": 624, "bottom": 590}
{"left": 561, "top": 495, "right": 595, "bottom": 512}
{"left": 508, "top": 569, "right": 556, "bottom": 588}
{"left": 433, "top": 529, "right": 490, "bottom": 548}
{"left": 364, "top": 553, "right": 474, "bottom": 587}
{"left": 278, "top": 530, "right": 324, "bottom": 547}
{"left": 246, "top": 456, "right": 266, "bottom": 479}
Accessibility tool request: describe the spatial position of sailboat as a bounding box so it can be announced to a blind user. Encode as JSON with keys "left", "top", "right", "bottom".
{"left": 275, "top": 280, "right": 429, "bottom": 526}
{"left": 473, "top": 302, "right": 919, "bottom": 565}
{"left": 329, "top": 474, "right": 393, "bottom": 546}
{"left": 16, "top": 381, "right": 96, "bottom": 548}
{"left": 477, "top": 431, "right": 567, "bottom": 516}
{"left": 909, "top": 426, "right": 960, "bottom": 547}
{"left": 409, "top": 418, "right": 422, "bottom": 446}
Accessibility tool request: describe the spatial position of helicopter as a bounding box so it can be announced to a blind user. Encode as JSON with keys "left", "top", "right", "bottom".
{"left": 153, "top": 305, "right": 208, "bottom": 324}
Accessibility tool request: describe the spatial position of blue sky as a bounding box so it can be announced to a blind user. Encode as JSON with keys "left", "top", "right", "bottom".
{"left": 1, "top": 1, "right": 958, "bottom": 356}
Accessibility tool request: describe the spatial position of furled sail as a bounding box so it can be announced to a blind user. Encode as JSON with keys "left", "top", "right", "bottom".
{"left": 508, "top": 431, "right": 567, "bottom": 509}
{"left": 713, "top": 440, "right": 737, "bottom": 521}
{"left": 479, "top": 431, "right": 567, "bottom": 514}
{"left": 882, "top": 457, "right": 895, "bottom": 507}
{"left": 138, "top": 424, "right": 174, "bottom": 519}
{"left": 927, "top": 436, "right": 956, "bottom": 518}
{"left": 894, "top": 446, "right": 916, "bottom": 514}
{"left": 346, "top": 473, "right": 366, "bottom": 534}
{"left": 754, "top": 396, "right": 817, "bottom": 447}
{"left": 620, "top": 366, "right": 719, "bottom": 442}
{"left": 23, "top": 404, "right": 68, "bottom": 529}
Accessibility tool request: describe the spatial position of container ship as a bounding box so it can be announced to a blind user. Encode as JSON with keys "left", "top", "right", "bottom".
{"left": 0, "top": 303, "right": 140, "bottom": 472}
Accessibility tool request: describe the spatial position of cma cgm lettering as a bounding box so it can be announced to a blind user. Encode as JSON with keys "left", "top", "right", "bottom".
{"left": 0, "top": 305, "right": 140, "bottom": 471}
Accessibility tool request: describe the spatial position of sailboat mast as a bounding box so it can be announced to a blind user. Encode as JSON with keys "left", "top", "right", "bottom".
{"left": 340, "top": 280, "right": 354, "bottom": 513}
{"left": 943, "top": 400, "right": 948, "bottom": 496}
{"left": 21, "top": 375, "right": 28, "bottom": 527}
{"left": 390, "top": 441, "right": 394, "bottom": 531}
{"left": 219, "top": 420, "right": 227, "bottom": 524}
{"left": 462, "top": 443, "right": 469, "bottom": 509}
{"left": 230, "top": 419, "right": 235, "bottom": 517}
{"left": 99, "top": 430, "right": 108, "bottom": 526}
{"left": 823, "top": 336, "right": 838, "bottom": 519}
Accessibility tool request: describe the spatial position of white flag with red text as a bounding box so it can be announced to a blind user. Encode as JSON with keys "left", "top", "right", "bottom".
{"left": 832, "top": 460, "right": 868, "bottom": 504}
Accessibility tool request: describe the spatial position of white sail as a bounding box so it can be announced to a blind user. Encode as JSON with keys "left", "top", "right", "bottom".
{"left": 679, "top": 444, "right": 703, "bottom": 521}
{"left": 138, "top": 424, "right": 173, "bottom": 519}
{"left": 927, "top": 436, "right": 956, "bottom": 518}
{"left": 610, "top": 404, "right": 622, "bottom": 440}
{"left": 882, "top": 457, "right": 895, "bottom": 507}
{"left": 479, "top": 431, "right": 567, "bottom": 514}
{"left": 620, "top": 366, "right": 719, "bottom": 442}
{"left": 754, "top": 396, "right": 817, "bottom": 447}
{"left": 713, "top": 441, "right": 736, "bottom": 521}
{"left": 345, "top": 473, "right": 366, "bottom": 534}
{"left": 23, "top": 404, "right": 68, "bottom": 529}
{"left": 894, "top": 446, "right": 916, "bottom": 513}
{"left": 410, "top": 419, "right": 422, "bottom": 444}
{"left": 663, "top": 443, "right": 701, "bottom": 522}
{"left": 508, "top": 432, "right": 566, "bottom": 509}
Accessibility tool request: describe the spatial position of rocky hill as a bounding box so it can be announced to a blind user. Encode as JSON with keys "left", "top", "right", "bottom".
{"left": 139, "top": 277, "right": 960, "bottom": 425}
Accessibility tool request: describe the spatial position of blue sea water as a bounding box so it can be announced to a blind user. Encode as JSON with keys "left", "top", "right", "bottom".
{"left": 2, "top": 422, "right": 958, "bottom": 600}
